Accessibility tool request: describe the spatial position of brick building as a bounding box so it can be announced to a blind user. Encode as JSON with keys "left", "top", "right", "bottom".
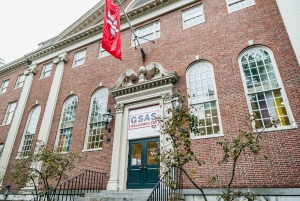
{"left": 0, "top": 0, "right": 299, "bottom": 200}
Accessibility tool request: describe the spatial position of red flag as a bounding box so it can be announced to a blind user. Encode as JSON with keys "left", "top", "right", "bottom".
{"left": 102, "top": 0, "right": 122, "bottom": 60}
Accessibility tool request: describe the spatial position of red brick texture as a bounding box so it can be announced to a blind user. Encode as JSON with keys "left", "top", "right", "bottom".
{"left": 1, "top": 0, "right": 300, "bottom": 189}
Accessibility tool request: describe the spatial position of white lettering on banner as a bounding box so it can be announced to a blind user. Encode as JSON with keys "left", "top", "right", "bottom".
{"left": 129, "top": 110, "right": 159, "bottom": 130}
{"left": 107, "top": 11, "right": 119, "bottom": 37}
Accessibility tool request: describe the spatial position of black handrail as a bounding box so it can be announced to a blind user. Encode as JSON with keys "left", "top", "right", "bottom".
{"left": 29, "top": 170, "right": 106, "bottom": 201}
{"left": 147, "top": 166, "right": 183, "bottom": 201}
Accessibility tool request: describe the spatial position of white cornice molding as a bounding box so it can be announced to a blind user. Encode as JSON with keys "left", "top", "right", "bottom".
{"left": 0, "top": 0, "right": 196, "bottom": 77}
{"left": 110, "top": 62, "right": 179, "bottom": 98}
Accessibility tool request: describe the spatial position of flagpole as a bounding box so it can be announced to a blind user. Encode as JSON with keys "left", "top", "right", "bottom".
{"left": 117, "top": 0, "right": 141, "bottom": 47}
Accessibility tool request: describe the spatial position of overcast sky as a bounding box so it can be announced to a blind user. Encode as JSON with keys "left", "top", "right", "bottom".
{"left": 0, "top": 0, "right": 100, "bottom": 64}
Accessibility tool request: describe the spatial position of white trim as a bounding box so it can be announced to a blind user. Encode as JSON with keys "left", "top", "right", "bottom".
{"left": 182, "top": 4, "right": 205, "bottom": 30}
{"left": 72, "top": 49, "right": 87, "bottom": 68}
{"left": 14, "top": 74, "right": 25, "bottom": 89}
{"left": 40, "top": 63, "right": 53, "bottom": 79}
{"left": 17, "top": 105, "right": 41, "bottom": 158}
{"left": 131, "top": 21, "right": 160, "bottom": 47}
{"left": 226, "top": 0, "right": 255, "bottom": 13}
{"left": 54, "top": 95, "right": 78, "bottom": 152}
{"left": 83, "top": 87, "right": 108, "bottom": 151}
{"left": 98, "top": 45, "right": 111, "bottom": 59}
{"left": 0, "top": 80, "right": 9, "bottom": 94}
{"left": 2, "top": 101, "right": 18, "bottom": 126}
{"left": 186, "top": 60, "right": 224, "bottom": 138}
{"left": 238, "top": 45, "right": 297, "bottom": 130}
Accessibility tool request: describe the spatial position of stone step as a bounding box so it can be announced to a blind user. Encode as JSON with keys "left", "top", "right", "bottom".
{"left": 75, "top": 190, "right": 153, "bottom": 201}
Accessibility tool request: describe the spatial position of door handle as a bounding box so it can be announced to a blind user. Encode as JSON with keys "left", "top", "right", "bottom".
{"left": 139, "top": 164, "right": 147, "bottom": 170}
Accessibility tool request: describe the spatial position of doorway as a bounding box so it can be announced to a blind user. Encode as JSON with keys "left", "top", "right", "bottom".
{"left": 127, "top": 137, "right": 160, "bottom": 189}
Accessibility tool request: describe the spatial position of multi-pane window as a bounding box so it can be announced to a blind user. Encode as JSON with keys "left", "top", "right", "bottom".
{"left": 19, "top": 106, "right": 41, "bottom": 157}
{"left": 239, "top": 47, "right": 294, "bottom": 129}
{"left": 99, "top": 46, "right": 110, "bottom": 58}
{"left": 85, "top": 88, "right": 108, "bottom": 150}
{"left": 3, "top": 102, "right": 17, "bottom": 125}
{"left": 0, "top": 80, "right": 9, "bottom": 94}
{"left": 15, "top": 74, "right": 25, "bottom": 88}
{"left": 41, "top": 63, "right": 53, "bottom": 78}
{"left": 182, "top": 4, "right": 204, "bottom": 29}
{"left": 226, "top": 0, "right": 255, "bottom": 13}
{"left": 187, "top": 61, "right": 222, "bottom": 137}
{"left": 73, "top": 49, "right": 86, "bottom": 67}
{"left": 56, "top": 96, "right": 78, "bottom": 152}
{"left": 131, "top": 21, "right": 160, "bottom": 46}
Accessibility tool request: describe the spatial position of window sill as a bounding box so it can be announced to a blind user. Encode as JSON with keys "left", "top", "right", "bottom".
{"left": 82, "top": 148, "right": 103, "bottom": 152}
{"left": 0, "top": 124, "right": 10, "bottom": 127}
{"left": 191, "top": 133, "right": 224, "bottom": 140}
{"left": 253, "top": 124, "right": 298, "bottom": 133}
{"left": 183, "top": 21, "right": 205, "bottom": 30}
{"left": 14, "top": 87, "right": 22, "bottom": 90}
{"left": 72, "top": 63, "right": 85, "bottom": 68}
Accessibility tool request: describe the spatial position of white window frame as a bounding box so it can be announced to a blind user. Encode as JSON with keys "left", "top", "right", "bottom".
{"left": 2, "top": 101, "right": 17, "bottom": 125}
{"left": 15, "top": 74, "right": 25, "bottom": 89}
{"left": 72, "top": 49, "right": 86, "bottom": 68}
{"left": 0, "top": 80, "right": 9, "bottom": 94}
{"left": 226, "top": 0, "right": 255, "bottom": 13}
{"left": 41, "top": 63, "right": 53, "bottom": 79}
{"left": 182, "top": 4, "right": 205, "bottom": 29}
{"left": 17, "top": 105, "right": 41, "bottom": 158}
{"left": 0, "top": 143, "right": 4, "bottom": 158}
{"left": 54, "top": 96, "right": 78, "bottom": 153}
{"left": 131, "top": 21, "right": 160, "bottom": 47}
{"left": 186, "top": 61, "right": 223, "bottom": 139}
{"left": 98, "top": 45, "right": 111, "bottom": 59}
{"left": 238, "top": 46, "right": 297, "bottom": 131}
{"left": 83, "top": 88, "right": 108, "bottom": 151}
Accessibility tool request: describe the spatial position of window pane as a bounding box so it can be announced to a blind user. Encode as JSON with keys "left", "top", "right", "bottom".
{"left": 132, "top": 21, "right": 160, "bottom": 46}
{"left": 86, "top": 89, "right": 108, "bottom": 150}
{"left": 249, "top": 90, "right": 290, "bottom": 128}
{"left": 57, "top": 97, "right": 78, "bottom": 152}
{"left": 182, "top": 5, "right": 204, "bottom": 29}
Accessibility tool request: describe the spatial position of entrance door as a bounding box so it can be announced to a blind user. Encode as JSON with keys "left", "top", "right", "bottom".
{"left": 127, "top": 137, "right": 160, "bottom": 189}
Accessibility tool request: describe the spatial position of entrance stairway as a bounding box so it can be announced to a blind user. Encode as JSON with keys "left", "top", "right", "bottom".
{"left": 75, "top": 190, "right": 152, "bottom": 201}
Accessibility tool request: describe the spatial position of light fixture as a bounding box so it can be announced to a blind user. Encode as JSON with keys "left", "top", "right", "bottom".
{"left": 103, "top": 109, "right": 114, "bottom": 142}
{"left": 171, "top": 95, "right": 183, "bottom": 111}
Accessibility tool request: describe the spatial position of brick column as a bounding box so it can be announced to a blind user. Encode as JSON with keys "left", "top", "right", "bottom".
{"left": 0, "top": 64, "right": 37, "bottom": 188}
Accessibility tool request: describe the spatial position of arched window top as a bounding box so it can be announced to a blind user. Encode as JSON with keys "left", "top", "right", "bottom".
{"left": 238, "top": 46, "right": 296, "bottom": 129}
{"left": 19, "top": 105, "right": 41, "bottom": 157}
{"left": 187, "top": 61, "right": 215, "bottom": 104}
{"left": 186, "top": 61, "right": 222, "bottom": 138}
{"left": 240, "top": 47, "right": 279, "bottom": 93}
{"left": 56, "top": 96, "right": 78, "bottom": 153}
{"left": 60, "top": 96, "right": 78, "bottom": 129}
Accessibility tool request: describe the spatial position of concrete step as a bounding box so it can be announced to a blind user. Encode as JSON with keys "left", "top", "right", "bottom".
{"left": 75, "top": 190, "right": 153, "bottom": 201}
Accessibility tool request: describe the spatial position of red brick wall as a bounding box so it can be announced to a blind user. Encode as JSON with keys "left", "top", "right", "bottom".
{"left": 2, "top": 0, "right": 300, "bottom": 189}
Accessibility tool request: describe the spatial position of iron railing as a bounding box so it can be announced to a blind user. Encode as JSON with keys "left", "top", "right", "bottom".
{"left": 147, "top": 166, "right": 183, "bottom": 201}
{"left": 29, "top": 170, "right": 106, "bottom": 201}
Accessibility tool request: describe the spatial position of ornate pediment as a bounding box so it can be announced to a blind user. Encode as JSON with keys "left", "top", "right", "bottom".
{"left": 109, "top": 62, "right": 178, "bottom": 97}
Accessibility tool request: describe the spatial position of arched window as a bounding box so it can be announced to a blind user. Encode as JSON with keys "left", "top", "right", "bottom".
{"left": 56, "top": 96, "right": 78, "bottom": 152}
{"left": 19, "top": 105, "right": 41, "bottom": 157}
{"left": 186, "top": 61, "right": 222, "bottom": 138}
{"left": 239, "top": 47, "right": 295, "bottom": 129}
{"left": 84, "top": 88, "right": 108, "bottom": 150}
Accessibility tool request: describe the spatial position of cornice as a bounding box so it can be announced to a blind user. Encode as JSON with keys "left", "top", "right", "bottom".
{"left": 0, "top": 0, "right": 195, "bottom": 77}
{"left": 111, "top": 74, "right": 178, "bottom": 97}
{"left": 110, "top": 62, "right": 179, "bottom": 97}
